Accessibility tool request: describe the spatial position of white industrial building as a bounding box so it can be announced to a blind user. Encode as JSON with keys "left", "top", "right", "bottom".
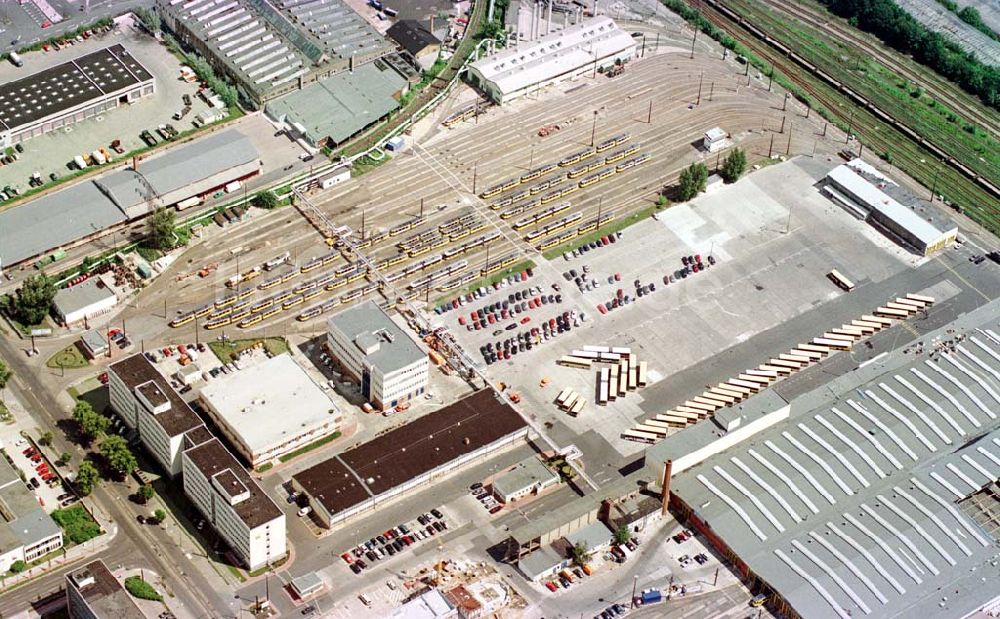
{"left": 198, "top": 354, "right": 343, "bottom": 467}
{"left": 466, "top": 17, "right": 636, "bottom": 104}
{"left": 825, "top": 162, "right": 957, "bottom": 255}
{"left": 326, "top": 301, "right": 428, "bottom": 411}
{"left": 703, "top": 127, "right": 728, "bottom": 153}
{"left": 52, "top": 278, "right": 118, "bottom": 326}
{"left": 182, "top": 438, "right": 286, "bottom": 571}
{"left": 491, "top": 456, "right": 560, "bottom": 503}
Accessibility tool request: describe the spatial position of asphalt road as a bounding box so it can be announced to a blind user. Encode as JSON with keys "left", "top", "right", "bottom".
{"left": 0, "top": 0, "right": 152, "bottom": 54}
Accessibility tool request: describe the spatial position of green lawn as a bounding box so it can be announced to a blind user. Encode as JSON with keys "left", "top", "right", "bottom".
{"left": 541, "top": 205, "right": 661, "bottom": 260}
{"left": 433, "top": 260, "right": 536, "bottom": 307}
{"left": 124, "top": 576, "right": 163, "bottom": 602}
{"left": 46, "top": 344, "right": 90, "bottom": 370}
{"left": 208, "top": 337, "right": 289, "bottom": 362}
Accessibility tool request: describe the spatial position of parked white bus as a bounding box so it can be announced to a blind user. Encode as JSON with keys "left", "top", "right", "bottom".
{"left": 827, "top": 269, "right": 855, "bottom": 291}
{"left": 622, "top": 429, "right": 658, "bottom": 444}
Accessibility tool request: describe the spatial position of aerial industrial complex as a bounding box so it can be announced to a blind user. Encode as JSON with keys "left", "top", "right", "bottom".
{"left": 0, "top": 0, "right": 996, "bottom": 616}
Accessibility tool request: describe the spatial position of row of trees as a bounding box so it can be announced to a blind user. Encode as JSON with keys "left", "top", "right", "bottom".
{"left": 819, "top": 0, "right": 999, "bottom": 108}
{"left": 71, "top": 401, "right": 138, "bottom": 496}
{"left": 1, "top": 274, "right": 57, "bottom": 326}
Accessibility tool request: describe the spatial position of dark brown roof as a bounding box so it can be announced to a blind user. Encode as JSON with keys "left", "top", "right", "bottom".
{"left": 183, "top": 439, "right": 281, "bottom": 529}
{"left": 184, "top": 425, "right": 215, "bottom": 449}
{"left": 109, "top": 354, "right": 204, "bottom": 437}
{"left": 67, "top": 560, "right": 144, "bottom": 618}
{"left": 295, "top": 390, "right": 526, "bottom": 516}
{"left": 386, "top": 20, "right": 440, "bottom": 57}
{"left": 292, "top": 455, "right": 371, "bottom": 517}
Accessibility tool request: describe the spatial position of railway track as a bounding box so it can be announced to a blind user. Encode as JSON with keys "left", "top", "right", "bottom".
{"left": 696, "top": 0, "right": 1000, "bottom": 232}
{"left": 764, "top": 0, "right": 999, "bottom": 137}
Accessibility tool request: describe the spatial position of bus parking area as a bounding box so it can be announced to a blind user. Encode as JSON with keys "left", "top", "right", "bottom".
{"left": 439, "top": 156, "right": 925, "bottom": 454}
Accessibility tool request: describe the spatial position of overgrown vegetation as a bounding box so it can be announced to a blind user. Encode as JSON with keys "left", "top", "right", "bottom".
{"left": 51, "top": 504, "right": 101, "bottom": 544}
{"left": 208, "top": 337, "right": 289, "bottom": 362}
{"left": 254, "top": 190, "right": 279, "bottom": 210}
{"left": 931, "top": 0, "right": 999, "bottom": 41}
{"left": 3, "top": 274, "right": 56, "bottom": 326}
{"left": 145, "top": 208, "right": 177, "bottom": 251}
{"left": 124, "top": 576, "right": 163, "bottom": 602}
{"left": 818, "top": 0, "right": 999, "bottom": 108}
{"left": 277, "top": 432, "right": 342, "bottom": 463}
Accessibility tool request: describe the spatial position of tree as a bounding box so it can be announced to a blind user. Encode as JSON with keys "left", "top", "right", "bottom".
{"left": 720, "top": 148, "right": 747, "bottom": 183}
{"left": 677, "top": 162, "right": 709, "bottom": 201}
{"left": 137, "top": 484, "right": 155, "bottom": 504}
{"left": 0, "top": 360, "right": 11, "bottom": 390}
{"left": 154, "top": 509, "right": 167, "bottom": 524}
{"left": 614, "top": 524, "right": 631, "bottom": 545}
{"left": 76, "top": 461, "right": 101, "bottom": 496}
{"left": 100, "top": 435, "right": 137, "bottom": 477}
{"left": 12, "top": 274, "right": 56, "bottom": 325}
{"left": 9, "top": 560, "right": 26, "bottom": 574}
{"left": 39, "top": 431, "right": 53, "bottom": 447}
{"left": 72, "top": 401, "right": 109, "bottom": 439}
{"left": 254, "top": 191, "right": 279, "bottom": 210}
{"left": 570, "top": 542, "right": 590, "bottom": 567}
{"left": 58, "top": 452, "right": 72, "bottom": 466}
{"left": 146, "top": 207, "right": 176, "bottom": 251}
{"left": 134, "top": 7, "right": 161, "bottom": 34}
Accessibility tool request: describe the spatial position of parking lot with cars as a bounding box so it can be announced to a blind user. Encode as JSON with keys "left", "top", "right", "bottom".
{"left": 336, "top": 507, "right": 451, "bottom": 575}
{"left": 7, "top": 436, "right": 78, "bottom": 512}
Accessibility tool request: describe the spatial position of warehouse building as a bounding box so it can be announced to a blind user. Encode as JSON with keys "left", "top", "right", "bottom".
{"left": 659, "top": 301, "right": 1000, "bottom": 619}
{"left": 292, "top": 390, "right": 529, "bottom": 528}
{"left": 491, "top": 456, "right": 560, "bottom": 503}
{"left": 0, "top": 129, "right": 260, "bottom": 268}
{"left": 182, "top": 438, "right": 286, "bottom": 571}
{"left": 326, "top": 300, "right": 428, "bottom": 411}
{"left": 824, "top": 162, "right": 957, "bottom": 255}
{"left": 265, "top": 59, "right": 411, "bottom": 148}
{"left": 0, "top": 458, "right": 64, "bottom": 573}
{"left": 157, "top": 0, "right": 394, "bottom": 105}
{"left": 386, "top": 20, "right": 441, "bottom": 70}
{"left": 66, "top": 560, "right": 144, "bottom": 619}
{"left": 52, "top": 278, "right": 118, "bottom": 326}
{"left": 198, "top": 354, "right": 343, "bottom": 467}
{"left": 108, "top": 354, "right": 206, "bottom": 477}
{"left": 0, "top": 44, "right": 155, "bottom": 149}
{"left": 466, "top": 17, "right": 635, "bottom": 104}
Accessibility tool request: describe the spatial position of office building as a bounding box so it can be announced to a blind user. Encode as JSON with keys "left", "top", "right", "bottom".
{"left": 0, "top": 458, "right": 63, "bottom": 572}
{"left": 326, "top": 300, "right": 427, "bottom": 411}
{"left": 198, "top": 354, "right": 343, "bottom": 467}
{"left": 66, "top": 560, "right": 144, "bottom": 619}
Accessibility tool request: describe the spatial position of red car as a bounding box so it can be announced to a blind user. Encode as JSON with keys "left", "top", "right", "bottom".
{"left": 340, "top": 552, "right": 353, "bottom": 564}
{"left": 597, "top": 304, "right": 607, "bottom": 315}
{"left": 162, "top": 347, "right": 172, "bottom": 357}
{"left": 545, "top": 581, "right": 558, "bottom": 592}
{"left": 42, "top": 474, "right": 55, "bottom": 482}
{"left": 520, "top": 316, "right": 531, "bottom": 324}
{"left": 614, "top": 272, "right": 621, "bottom": 281}
{"left": 458, "top": 316, "right": 467, "bottom": 326}
{"left": 98, "top": 372, "right": 109, "bottom": 384}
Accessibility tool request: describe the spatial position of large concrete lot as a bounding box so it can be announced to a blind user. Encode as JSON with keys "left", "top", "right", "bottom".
{"left": 0, "top": 19, "right": 218, "bottom": 195}
{"left": 440, "top": 156, "right": 945, "bottom": 456}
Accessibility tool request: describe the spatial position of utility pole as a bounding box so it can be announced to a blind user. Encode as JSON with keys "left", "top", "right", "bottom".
{"left": 780, "top": 116, "right": 785, "bottom": 134}
{"left": 630, "top": 575, "right": 639, "bottom": 608}
{"left": 767, "top": 66, "right": 773, "bottom": 92}
{"left": 708, "top": 81, "right": 714, "bottom": 102}
{"left": 647, "top": 99, "right": 653, "bottom": 124}
{"left": 420, "top": 197, "right": 424, "bottom": 217}
{"left": 786, "top": 125, "right": 792, "bottom": 155}
{"left": 846, "top": 109, "right": 855, "bottom": 143}
{"left": 823, "top": 122, "right": 828, "bottom": 137}
{"left": 361, "top": 208, "right": 366, "bottom": 238}
{"left": 782, "top": 92, "right": 788, "bottom": 111}
{"left": 590, "top": 110, "right": 598, "bottom": 147}
{"left": 690, "top": 29, "right": 697, "bottom": 58}
{"left": 696, "top": 72, "right": 703, "bottom": 105}
{"left": 768, "top": 134, "right": 774, "bottom": 158}
{"left": 472, "top": 160, "right": 478, "bottom": 195}
{"left": 930, "top": 162, "right": 941, "bottom": 201}
{"left": 640, "top": 35, "right": 646, "bottom": 58}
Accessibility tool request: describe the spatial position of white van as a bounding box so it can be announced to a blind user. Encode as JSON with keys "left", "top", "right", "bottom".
{"left": 359, "top": 593, "right": 373, "bottom": 607}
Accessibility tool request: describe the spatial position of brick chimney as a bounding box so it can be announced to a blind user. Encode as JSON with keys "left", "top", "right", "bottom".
{"left": 660, "top": 459, "right": 673, "bottom": 516}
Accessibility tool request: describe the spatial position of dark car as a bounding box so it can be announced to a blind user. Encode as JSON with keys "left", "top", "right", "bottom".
{"left": 431, "top": 508, "right": 444, "bottom": 519}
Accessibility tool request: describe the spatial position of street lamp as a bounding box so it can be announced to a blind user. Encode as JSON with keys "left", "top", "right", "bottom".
{"left": 630, "top": 574, "right": 639, "bottom": 608}
{"left": 590, "top": 110, "right": 599, "bottom": 147}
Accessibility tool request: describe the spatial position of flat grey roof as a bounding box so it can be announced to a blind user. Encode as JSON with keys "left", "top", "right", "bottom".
{"left": 81, "top": 329, "right": 108, "bottom": 352}
{"left": 0, "top": 44, "right": 152, "bottom": 132}
{"left": 827, "top": 164, "right": 954, "bottom": 247}
{"left": 265, "top": 59, "right": 405, "bottom": 146}
{"left": 0, "top": 458, "right": 61, "bottom": 552}
{"left": 668, "top": 300, "right": 1000, "bottom": 619}
{"left": 0, "top": 129, "right": 258, "bottom": 266}
{"left": 492, "top": 456, "right": 559, "bottom": 498}
{"left": 564, "top": 520, "right": 612, "bottom": 551}
{"left": 327, "top": 300, "right": 425, "bottom": 373}
{"left": 53, "top": 279, "right": 116, "bottom": 317}
{"left": 518, "top": 544, "right": 563, "bottom": 579}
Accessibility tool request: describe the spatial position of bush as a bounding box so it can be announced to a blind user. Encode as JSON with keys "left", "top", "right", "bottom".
{"left": 678, "top": 162, "right": 709, "bottom": 200}
{"left": 124, "top": 576, "right": 163, "bottom": 602}
{"left": 154, "top": 509, "right": 167, "bottom": 524}
{"left": 720, "top": 148, "right": 747, "bottom": 183}
{"left": 254, "top": 191, "right": 279, "bottom": 210}
{"left": 51, "top": 505, "right": 101, "bottom": 544}
{"left": 9, "top": 560, "right": 26, "bottom": 574}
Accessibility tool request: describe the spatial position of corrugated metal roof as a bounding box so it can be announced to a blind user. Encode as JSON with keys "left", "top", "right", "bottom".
{"left": 669, "top": 302, "right": 1000, "bottom": 619}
